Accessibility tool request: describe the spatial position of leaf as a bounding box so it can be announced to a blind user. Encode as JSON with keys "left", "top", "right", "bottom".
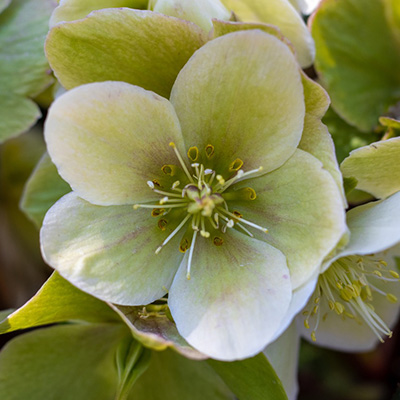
{"left": 208, "top": 352, "right": 288, "bottom": 400}
{"left": 0, "top": 0, "right": 55, "bottom": 142}
{"left": 0, "top": 324, "right": 130, "bottom": 400}
{"left": 130, "top": 349, "right": 234, "bottom": 400}
{"left": 311, "top": 0, "right": 400, "bottom": 131}
{"left": 20, "top": 152, "right": 71, "bottom": 228}
{"left": 0, "top": 272, "right": 119, "bottom": 334}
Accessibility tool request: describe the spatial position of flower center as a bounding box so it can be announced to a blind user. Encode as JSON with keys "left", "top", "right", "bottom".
{"left": 303, "top": 255, "right": 399, "bottom": 343}
{"left": 133, "top": 143, "right": 268, "bottom": 279}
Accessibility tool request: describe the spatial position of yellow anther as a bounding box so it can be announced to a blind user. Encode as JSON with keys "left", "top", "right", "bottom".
{"left": 314, "top": 297, "right": 320, "bottom": 304}
{"left": 200, "top": 230, "right": 210, "bottom": 238}
{"left": 380, "top": 260, "right": 388, "bottom": 267}
{"left": 336, "top": 281, "right": 343, "bottom": 290}
{"left": 233, "top": 210, "right": 242, "bottom": 219}
{"left": 373, "top": 270, "right": 383, "bottom": 277}
{"left": 328, "top": 301, "right": 335, "bottom": 310}
{"left": 390, "top": 270, "right": 400, "bottom": 279}
{"left": 151, "top": 208, "right": 166, "bottom": 217}
{"left": 387, "top": 293, "right": 398, "bottom": 303}
{"left": 158, "top": 219, "right": 168, "bottom": 231}
{"left": 312, "top": 305, "right": 319, "bottom": 315}
{"left": 304, "top": 320, "right": 310, "bottom": 329}
{"left": 213, "top": 237, "right": 224, "bottom": 246}
{"left": 345, "top": 312, "right": 355, "bottom": 319}
{"left": 205, "top": 144, "right": 215, "bottom": 158}
{"left": 229, "top": 158, "right": 244, "bottom": 171}
{"left": 179, "top": 238, "right": 189, "bottom": 253}
{"left": 187, "top": 146, "right": 199, "bottom": 162}
{"left": 302, "top": 311, "right": 309, "bottom": 316}
{"left": 133, "top": 205, "right": 140, "bottom": 210}
{"left": 152, "top": 179, "right": 162, "bottom": 187}
{"left": 159, "top": 197, "right": 168, "bottom": 205}
{"left": 169, "top": 142, "right": 176, "bottom": 148}
{"left": 311, "top": 331, "right": 317, "bottom": 342}
{"left": 334, "top": 302, "right": 345, "bottom": 315}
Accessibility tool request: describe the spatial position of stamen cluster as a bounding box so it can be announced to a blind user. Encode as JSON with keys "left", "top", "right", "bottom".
{"left": 133, "top": 143, "right": 268, "bottom": 279}
{"left": 303, "top": 255, "right": 399, "bottom": 342}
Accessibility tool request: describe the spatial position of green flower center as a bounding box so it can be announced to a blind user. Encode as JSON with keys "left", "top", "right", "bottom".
{"left": 303, "top": 255, "right": 399, "bottom": 342}
{"left": 133, "top": 142, "right": 268, "bottom": 279}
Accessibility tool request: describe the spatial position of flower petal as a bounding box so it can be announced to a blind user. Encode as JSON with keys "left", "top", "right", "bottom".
{"left": 168, "top": 230, "right": 292, "bottom": 361}
{"left": 340, "top": 137, "right": 400, "bottom": 200}
{"left": 171, "top": 30, "right": 305, "bottom": 175}
{"left": 45, "top": 81, "right": 185, "bottom": 205}
{"left": 151, "top": 0, "right": 230, "bottom": 32}
{"left": 50, "top": 0, "right": 148, "bottom": 27}
{"left": 229, "top": 149, "right": 346, "bottom": 289}
{"left": 45, "top": 9, "right": 207, "bottom": 98}
{"left": 41, "top": 192, "right": 184, "bottom": 305}
{"left": 333, "top": 191, "right": 400, "bottom": 260}
{"left": 221, "top": 0, "right": 315, "bottom": 67}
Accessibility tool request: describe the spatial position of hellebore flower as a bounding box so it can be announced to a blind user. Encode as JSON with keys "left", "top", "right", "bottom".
{"left": 300, "top": 191, "right": 400, "bottom": 351}
{"left": 41, "top": 31, "right": 345, "bottom": 360}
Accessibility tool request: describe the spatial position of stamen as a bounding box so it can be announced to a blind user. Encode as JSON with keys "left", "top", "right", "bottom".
{"left": 218, "top": 208, "right": 268, "bottom": 234}
{"left": 154, "top": 214, "right": 191, "bottom": 254}
{"left": 134, "top": 203, "right": 187, "bottom": 210}
{"left": 169, "top": 142, "right": 194, "bottom": 183}
{"left": 186, "top": 227, "right": 198, "bottom": 280}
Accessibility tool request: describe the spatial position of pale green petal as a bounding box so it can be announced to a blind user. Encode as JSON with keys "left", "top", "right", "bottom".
{"left": 311, "top": 0, "right": 400, "bottom": 131}
{"left": 109, "top": 304, "right": 207, "bottom": 360}
{"left": 131, "top": 350, "right": 234, "bottom": 400}
{"left": 300, "top": 73, "right": 345, "bottom": 203}
{"left": 230, "top": 149, "right": 346, "bottom": 289}
{"left": 221, "top": 0, "right": 315, "bottom": 67}
{"left": 211, "top": 19, "right": 294, "bottom": 50}
{"left": 20, "top": 152, "right": 71, "bottom": 228}
{"left": 45, "top": 81, "right": 184, "bottom": 206}
{"left": 169, "top": 230, "right": 292, "bottom": 361}
{"left": 0, "top": 324, "right": 129, "bottom": 400}
{"left": 0, "top": 0, "right": 55, "bottom": 142}
{"left": 300, "top": 244, "right": 400, "bottom": 351}
{"left": 50, "top": 0, "right": 148, "bottom": 27}
{"left": 271, "top": 277, "right": 317, "bottom": 342}
{"left": 340, "top": 138, "right": 400, "bottom": 199}
{"left": 264, "top": 322, "right": 300, "bottom": 400}
{"left": 41, "top": 193, "right": 184, "bottom": 305}
{"left": 0, "top": 272, "right": 119, "bottom": 334}
{"left": 151, "top": 0, "right": 230, "bottom": 32}
{"left": 171, "top": 30, "right": 305, "bottom": 175}
{"left": 332, "top": 191, "right": 400, "bottom": 261}
{"left": 46, "top": 9, "right": 207, "bottom": 98}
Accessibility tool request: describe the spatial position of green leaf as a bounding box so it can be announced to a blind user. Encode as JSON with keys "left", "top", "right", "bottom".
{"left": 208, "top": 352, "right": 288, "bottom": 400}
{"left": 46, "top": 9, "right": 207, "bottom": 98}
{"left": 0, "top": 0, "right": 55, "bottom": 142}
{"left": 0, "top": 324, "right": 130, "bottom": 400}
{"left": 311, "top": 0, "right": 400, "bottom": 131}
{"left": 322, "top": 108, "right": 380, "bottom": 163}
{"left": 20, "top": 152, "right": 71, "bottom": 228}
{"left": 131, "top": 349, "right": 234, "bottom": 400}
{"left": 0, "top": 272, "right": 119, "bottom": 334}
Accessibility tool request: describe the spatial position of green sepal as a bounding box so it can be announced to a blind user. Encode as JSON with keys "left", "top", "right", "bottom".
{"left": 208, "top": 352, "right": 288, "bottom": 400}
{"left": 0, "top": 272, "right": 120, "bottom": 334}
{"left": 20, "top": 152, "right": 71, "bottom": 228}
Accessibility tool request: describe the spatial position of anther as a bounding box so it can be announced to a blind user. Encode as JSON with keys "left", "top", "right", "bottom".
{"left": 151, "top": 208, "right": 166, "bottom": 217}
{"left": 147, "top": 181, "right": 155, "bottom": 189}
{"left": 158, "top": 219, "right": 168, "bottom": 231}
{"left": 159, "top": 197, "right": 168, "bottom": 204}
{"left": 179, "top": 238, "right": 189, "bottom": 253}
